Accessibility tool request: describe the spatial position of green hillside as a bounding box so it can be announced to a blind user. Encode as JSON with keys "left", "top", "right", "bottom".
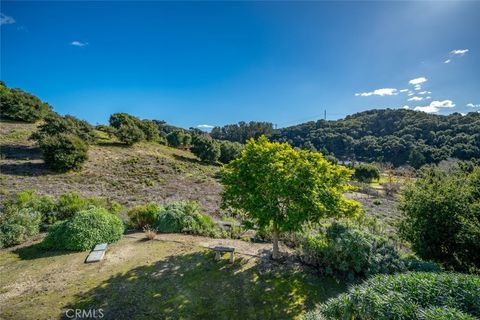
{"left": 269, "top": 109, "right": 480, "bottom": 166}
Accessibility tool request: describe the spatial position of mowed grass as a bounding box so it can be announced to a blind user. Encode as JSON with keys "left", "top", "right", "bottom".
{"left": 0, "top": 235, "right": 346, "bottom": 320}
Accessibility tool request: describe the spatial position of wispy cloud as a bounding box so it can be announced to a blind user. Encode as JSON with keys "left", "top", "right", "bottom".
{"left": 408, "top": 96, "right": 423, "bottom": 102}
{"left": 467, "top": 103, "right": 480, "bottom": 108}
{"left": 418, "top": 91, "right": 431, "bottom": 95}
{"left": 409, "top": 77, "right": 428, "bottom": 85}
{"left": 444, "top": 59, "right": 451, "bottom": 64}
{"left": 355, "top": 88, "right": 398, "bottom": 97}
{"left": 399, "top": 89, "right": 409, "bottom": 93}
{"left": 0, "top": 13, "right": 15, "bottom": 25}
{"left": 197, "top": 124, "right": 214, "bottom": 129}
{"left": 414, "top": 100, "right": 455, "bottom": 113}
{"left": 450, "top": 49, "right": 469, "bottom": 56}
{"left": 71, "top": 40, "right": 88, "bottom": 47}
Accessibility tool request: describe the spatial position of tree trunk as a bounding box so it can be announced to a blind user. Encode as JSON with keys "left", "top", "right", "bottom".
{"left": 272, "top": 222, "right": 280, "bottom": 260}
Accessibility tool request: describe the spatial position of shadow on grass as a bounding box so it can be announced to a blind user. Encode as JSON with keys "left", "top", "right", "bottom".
{"left": 62, "top": 251, "right": 346, "bottom": 320}
{"left": 172, "top": 154, "right": 203, "bottom": 165}
{"left": 13, "top": 242, "right": 77, "bottom": 260}
{"left": 95, "top": 141, "right": 128, "bottom": 147}
{"left": 0, "top": 162, "right": 53, "bottom": 176}
{"left": 0, "top": 144, "right": 43, "bottom": 160}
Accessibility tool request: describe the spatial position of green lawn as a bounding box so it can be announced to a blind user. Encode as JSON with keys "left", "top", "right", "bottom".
{"left": 0, "top": 235, "right": 346, "bottom": 320}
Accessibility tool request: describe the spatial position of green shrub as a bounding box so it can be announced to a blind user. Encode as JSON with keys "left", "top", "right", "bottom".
{"left": 116, "top": 122, "right": 145, "bottom": 146}
{"left": 37, "top": 133, "right": 88, "bottom": 172}
{"left": 139, "top": 120, "right": 160, "bottom": 142}
{"left": 2, "top": 190, "right": 56, "bottom": 225}
{"left": 127, "top": 203, "right": 160, "bottom": 229}
{"left": 32, "top": 113, "right": 95, "bottom": 144}
{"left": 155, "top": 201, "right": 220, "bottom": 237}
{"left": 0, "top": 208, "right": 42, "bottom": 248}
{"left": 0, "top": 82, "right": 52, "bottom": 122}
{"left": 191, "top": 135, "right": 220, "bottom": 163}
{"left": 303, "top": 272, "right": 480, "bottom": 320}
{"left": 353, "top": 163, "right": 380, "bottom": 183}
{"left": 42, "top": 207, "right": 124, "bottom": 251}
{"left": 297, "top": 222, "right": 429, "bottom": 278}
{"left": 399, "top": 165, "right": 480, "bottom": 272}
{"left": 166, "top": 131, "right": 184, "bottom": 148}
{"left": 219, "top": 140, "right": 244, "bottom": 164}
{"left": 56, "top": 192, "right": 122, "bottom": 220}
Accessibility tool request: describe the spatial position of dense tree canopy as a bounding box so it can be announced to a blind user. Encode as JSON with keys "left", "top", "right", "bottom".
{"left": 221, "top": 136, "right": 360, "bottom": 259}
{"left": 211, "top": 121, "right": 274, "bottom": 143}
{"left": 269, "top": 109, "right": 480, "bottom": 167}
{"left": 0, "top": 81, "right": 52, "bottom": 122}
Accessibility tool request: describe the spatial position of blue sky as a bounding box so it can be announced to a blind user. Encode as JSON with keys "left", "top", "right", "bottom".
{"left": 1, "top": 1, "right": 479, "bottom": 129}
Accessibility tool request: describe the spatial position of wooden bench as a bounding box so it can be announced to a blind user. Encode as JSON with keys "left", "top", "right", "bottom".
{"left": 213, "top": 246, "right": 235, "bottom": 263}
{"left": 85, "top": 243, "right": 108, "bottom": 263}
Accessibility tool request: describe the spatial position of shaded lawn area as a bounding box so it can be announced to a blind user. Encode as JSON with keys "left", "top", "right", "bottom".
{"left": 0, "top": 235, "right": 346, "bottom": 320}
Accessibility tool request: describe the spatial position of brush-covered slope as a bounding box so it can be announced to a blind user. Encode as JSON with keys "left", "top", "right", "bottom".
{"left": 0, "top": 121, "right": 222, "bottom": 214}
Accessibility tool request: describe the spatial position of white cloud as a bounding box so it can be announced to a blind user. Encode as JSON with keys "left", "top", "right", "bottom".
{"left": 408, "top": 92, "right": 414, "bottom": 96}
{"left": 399, "top": 89, "right": 409, "bottom": 93}
{"left": 414, "top": 106, "right": 439, "bottom": 113}
{"left": 414, "top": 100, "right": 455, "bottom": 114}
{"left": 418, "top": 91, "right": 431, "bottom": 95}
{"left": 414, "top": 84, "right": 422, "bottom": 91}
{"left": 355, "top": 88, "right": 398, "bottom": 97}
{"left": 197, "top": 124, "right": 214, "bottom": 129}
{"left": 402, "top": 105, "right": 410, "bottom": 110}
{"left": 408, "top": 96, "right": 423, "bottom": 102}
{"left": 0, "top": 13, "right": 15, "bottom": 25}
{"left": 425, "top": 96, "right": 431, "bottom": 100}
{"left": 450, "top": 49, "right": 469, "bottom": 56}
{"left": 467, "top": 103, "right": 480, "bottom": 108}
{"left": 409, "top": 77, "right": 428, "bottom": 85}
{"left": 71, "top": 41, "right": 88, "bottom": 47}
{"left": 430, "top": 100, "right": 455, "bottom": 108}
{"left": 444, "top": 59, "right": 451, "bottom": 64}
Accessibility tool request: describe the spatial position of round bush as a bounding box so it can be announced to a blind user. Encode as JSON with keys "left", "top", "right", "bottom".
{"left": 42, "top": 207, "right": 124, "bottom": 251}
{"left": 307, "top": 272, "right": 480, "bottom": 320}
{"left": 38, "top": 133, "right": 88, "bottom": 172}
{"left": 155, "top": 201, "right": 220, "bottom": 237}
{"left": 0, "top": 208, "right": 42, "bottom": 248}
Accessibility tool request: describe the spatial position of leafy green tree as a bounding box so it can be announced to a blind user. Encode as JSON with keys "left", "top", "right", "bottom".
{"left": 37, "top": 133, "right": 89, "bottom": 172}
{"left": 166, "top": 131, "right": 184, "bottom": 148}
{"left": 191, "top": 135, "right": 220, "bottom": 164}
{"left": 352, "top": 163, "right": 380, "bottom": 183}
{"left": 219, "top": 140, "right": 243, "bottom": 164}
{"left": 408, "top": 148, "right": 426, "bottom": 169}
{"left": 221, "top": 136, "right": 360, "bottom": 259}
{"left": 399, "top": 165, "right": 480, "bottom": 272}
{"left": 182, "top": 133, "right": 192, "bottom": 148}
{"left": 109, "top": 112, "right": 139, "bottom": 129}
{"left": 0, "top": 82, "right": 52, "bottom": 122}
{"left": 116, "top": 122, "right": 145, "bottom": 146}
{"left": 140, "top": 120, "right": 160, "bottom": 142}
